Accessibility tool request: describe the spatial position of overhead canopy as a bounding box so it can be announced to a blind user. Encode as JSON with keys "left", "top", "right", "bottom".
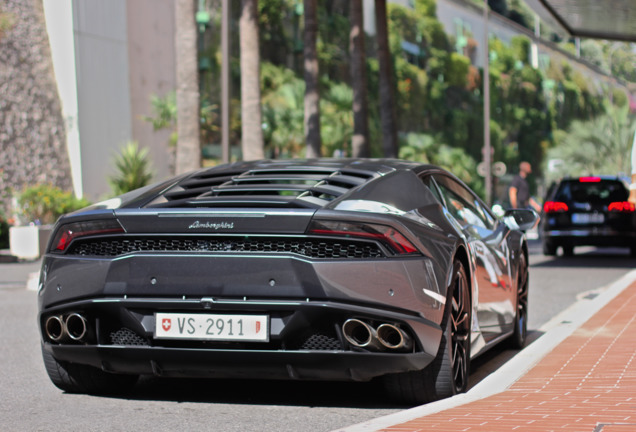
{"left": 524, "top": 0, "right": 636, "bottom": 41}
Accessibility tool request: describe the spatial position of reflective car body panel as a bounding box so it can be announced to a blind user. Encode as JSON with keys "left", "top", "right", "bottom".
{"left": 38, "top": 159, "right": 530, "bottom": 385}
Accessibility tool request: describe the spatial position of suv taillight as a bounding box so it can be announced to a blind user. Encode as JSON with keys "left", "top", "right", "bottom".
{"left": 543, "top": 201, "right": 568, "bottom": 213}
{"left": 608, "top": 202, "right": 635, "bottom": 212}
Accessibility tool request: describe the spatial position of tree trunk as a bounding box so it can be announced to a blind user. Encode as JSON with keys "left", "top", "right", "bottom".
{"left": 350, "top": 0, "right": 370, "bottom": 158}
{"left": 175, "top": 0, "right": 201, "bottom": 174}
{"left": 303, "top": 0, "right": 322, "bottom": 158}
{"left": 240, "top": 0, "right": 265, "bottom": 161}
{"left": 375, "top": 0, "right": 398, "bottom": 158}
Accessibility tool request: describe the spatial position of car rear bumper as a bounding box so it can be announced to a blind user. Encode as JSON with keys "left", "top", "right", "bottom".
{"left": 542, "top": 229, "right": 636, "bottom": 247}
{"left": 39, "top": 296, "right": 441, "bottom": 382}
{"left": 43, "top": 343, "right": 434, "bottom": 381}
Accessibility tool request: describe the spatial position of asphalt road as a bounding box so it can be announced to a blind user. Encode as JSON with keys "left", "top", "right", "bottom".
{"left": 1, "top": 242, "right": 634, "bottom": 432}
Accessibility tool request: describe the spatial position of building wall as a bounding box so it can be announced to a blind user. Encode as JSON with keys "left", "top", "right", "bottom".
{"left": 73, "top": 0, "right": 132, "bottom": 201}
{"left": 126, "top": 0, "right": 176, "bottom": 182}
{"left": 0, "top": 0, "right": 72, "bottom": 216}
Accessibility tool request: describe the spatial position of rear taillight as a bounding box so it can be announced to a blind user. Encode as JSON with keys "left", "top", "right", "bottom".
{"left": 50, "top": 220, "right": 125, "bottom": 253}
{"left": 608, "top": 201, "right": 635, "bottom": 212}
{"left": 543, "top": 201, "right": 569, "bottom": 213}
{"left": 307, "top": 220, "right": 419, "bottom": 255}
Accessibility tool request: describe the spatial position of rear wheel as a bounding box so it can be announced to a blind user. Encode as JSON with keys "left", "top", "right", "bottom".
{"left": 561, "top": 245, "right": 574, "bottom": 257}
{"left": 542, "top": 239, "right": 557, "bottom": 256}
{"left": 508, "top": 253, "right": 528, "bottom": 349}
{"left": 42, "top": 345, "right": 138, "bottom": 395}
{"left": 384, "top": 259, "right": 471, "bottom": 404}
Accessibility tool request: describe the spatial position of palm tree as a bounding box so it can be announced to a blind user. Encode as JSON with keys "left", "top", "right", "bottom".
{"left": 350, "top": 0, "right": 370, "bottom": 157}
{"left": 303, "top": 0, "right": 322, "bottom": 158}
{"left": 546, "top": 106, "right": 636, "bottom": 181}
{"left": 175, "top": 0, "right": 201, "bottom": 174}
{"left": 375, "top": 0, "right": 398, "bottom": 158}
{"left": 240, "top": 0, "right": 265, "bottom": 160}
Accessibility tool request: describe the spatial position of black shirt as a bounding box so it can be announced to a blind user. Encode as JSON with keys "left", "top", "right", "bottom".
{"left": 510, "top": 174, "right": 530, "bottom": 208}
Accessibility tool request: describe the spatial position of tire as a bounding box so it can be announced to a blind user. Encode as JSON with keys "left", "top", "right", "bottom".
{"left": 542, "top": 239, "right": 556, "bottom": 256}
{"left": 384, "top": 259, "right": 471, "bottom": 405}
{"left": 561, "top": 245, "right": 574, "bottom": 257}
{"left": 41, "top": 345, "right": 138, "bottom": 395}
{"left": 508, "top": 253, "right": 528, "bottom": 349}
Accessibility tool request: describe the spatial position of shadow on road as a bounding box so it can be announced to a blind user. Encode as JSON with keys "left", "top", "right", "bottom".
{"left": 118, "top": 375, "right": 405, "bottom": 408}
{"left": 99, "top": 334, "right": 544, "bottom": 409}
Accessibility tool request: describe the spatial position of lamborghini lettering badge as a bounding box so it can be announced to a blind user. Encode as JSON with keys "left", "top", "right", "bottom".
{"left": 188, "top": 221, "right": 235, "bottom": 230}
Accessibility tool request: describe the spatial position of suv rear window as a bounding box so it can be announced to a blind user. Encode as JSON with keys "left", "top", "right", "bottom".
{"left": 554, "top": 180, "right": 627, "bottom": 204}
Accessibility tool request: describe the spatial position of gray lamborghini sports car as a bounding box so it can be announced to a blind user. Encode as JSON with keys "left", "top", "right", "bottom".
{"left": 38, "top": 159, "right": 537, "bottom": 404}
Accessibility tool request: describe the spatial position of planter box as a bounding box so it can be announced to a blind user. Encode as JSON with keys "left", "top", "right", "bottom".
{"left": 9, "top": 225, "right": 53, "bottom": 260}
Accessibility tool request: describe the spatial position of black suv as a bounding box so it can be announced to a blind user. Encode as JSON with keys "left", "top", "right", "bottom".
{"left": 541, "top": 176, "right": 636, "bottom": 256}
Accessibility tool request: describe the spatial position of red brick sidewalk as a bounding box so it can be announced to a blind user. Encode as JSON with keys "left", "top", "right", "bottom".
{"left": 379, "top": 281, "right": 636, "bottom": 432}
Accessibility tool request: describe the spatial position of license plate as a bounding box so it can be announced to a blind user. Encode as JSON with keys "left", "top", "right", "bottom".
{"left": 571, "top": 213, "right": 604, "bottom": 224}
{"left": 155, "top": 313, "right": 269, "bottom": 342}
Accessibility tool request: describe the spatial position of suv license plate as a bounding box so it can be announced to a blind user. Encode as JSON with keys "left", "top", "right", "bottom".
{"left": 155, "top": 313, "right": 269, "bottom": 342}
{"left": 571, "top": 213, "right": 604, "bottom": 224}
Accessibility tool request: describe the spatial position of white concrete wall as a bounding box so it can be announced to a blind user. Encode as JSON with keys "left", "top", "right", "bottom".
{"left": 73, "top": 0, "right": 132, "bottom": 201}
{"left": 126, "top": 0, "right": 176, "bottom": 182}
{"left": 43, "top": 0, "right": 83, "bottom": 198}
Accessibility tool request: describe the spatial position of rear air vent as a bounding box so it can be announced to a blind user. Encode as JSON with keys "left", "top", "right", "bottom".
{"left": 66, "top": 236, "right": 386, "bottom": 259}
{"left": 147, "top": 164, "right": 378, "bottom": 209}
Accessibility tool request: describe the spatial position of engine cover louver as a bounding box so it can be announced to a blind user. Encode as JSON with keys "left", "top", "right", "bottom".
{"left": 147, "top": 164, "right": 378, "bottom": 209}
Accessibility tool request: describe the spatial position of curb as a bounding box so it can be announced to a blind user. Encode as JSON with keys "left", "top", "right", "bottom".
{"left": 333, "top": 269, "right": 636, "bottom": 432}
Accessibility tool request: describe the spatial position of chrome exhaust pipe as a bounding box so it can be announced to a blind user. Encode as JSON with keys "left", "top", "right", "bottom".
{"left": 376, "top": 323, "right": 412, "bottom": 351}
{"left": 65, "top": 313, "right": 88, "bottom": 341}
{"left": 342, "top": 319, "right": 383, "bottom": 351}
{"left": 45, "top": 315, "right": 65, "bottom": 342}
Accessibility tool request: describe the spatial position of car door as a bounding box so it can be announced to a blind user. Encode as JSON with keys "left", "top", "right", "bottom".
{"left": 432, "top": 175, "right": 515, "bottom": 341}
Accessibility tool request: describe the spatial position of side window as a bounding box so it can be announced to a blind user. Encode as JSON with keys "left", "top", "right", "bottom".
{"left": 435, "top": 175, "right": 493, "bottom": 230}
{"left": 421, "top": 175, "right": 445, "bottom": 206}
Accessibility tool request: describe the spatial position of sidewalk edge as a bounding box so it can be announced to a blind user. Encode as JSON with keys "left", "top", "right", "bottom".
{"left": 333, "top": 269, "right": 636, "bottom": 432}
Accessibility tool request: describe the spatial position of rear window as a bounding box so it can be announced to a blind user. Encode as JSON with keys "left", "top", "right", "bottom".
{"left": 554, "top": 180, "right": 627, "bottom": 204}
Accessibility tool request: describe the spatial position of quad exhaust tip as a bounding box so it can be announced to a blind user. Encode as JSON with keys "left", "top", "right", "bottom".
{"left": 65, "top": 313, "right": 88, "bottom": 341}
{"left": 44, "top": 313, "right": 89, "bottom": 343}
{"left": 342, "top": 319, "right": 411, "bottom": 352}
{"left": 44, "top": 315, "right": 65, "bottom": 342}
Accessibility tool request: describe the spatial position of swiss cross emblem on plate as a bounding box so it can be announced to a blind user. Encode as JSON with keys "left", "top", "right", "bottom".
{"left": 162, "top": 318, "right": 171, "bottom": 331}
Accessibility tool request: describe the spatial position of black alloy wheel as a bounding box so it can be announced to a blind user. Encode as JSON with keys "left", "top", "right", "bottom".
{"left": 449, "top": 260, "right": 471, "bottom": 394}
{"left": 382, "top": 259, "right": 471, "bottom": 404}
{"left": 508, "top": 252, "right": 528, "bottom": 349}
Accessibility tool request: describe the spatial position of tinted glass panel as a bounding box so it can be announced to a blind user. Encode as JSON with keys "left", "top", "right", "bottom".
{"left": 555, "top": 180, "right": 627, "bottom": 204}
{"left": 434, "top": 175, "right": 494, "bottom": 230}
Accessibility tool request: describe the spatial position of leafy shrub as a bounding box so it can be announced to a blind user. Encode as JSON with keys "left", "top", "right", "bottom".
{"left": 17, "top": 185, "right": 90, "bottom": 225}
{"left": 108, "top": 141, "right": 154, "bottom": 196}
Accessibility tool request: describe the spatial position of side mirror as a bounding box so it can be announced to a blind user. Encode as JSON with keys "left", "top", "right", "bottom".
{"left": 502, "top": 209, "right": 539, "bottom": 231}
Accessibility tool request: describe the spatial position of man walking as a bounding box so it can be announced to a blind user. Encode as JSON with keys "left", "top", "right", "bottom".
{"left": 508, "top": 161, "right": 541, "bottom": 211}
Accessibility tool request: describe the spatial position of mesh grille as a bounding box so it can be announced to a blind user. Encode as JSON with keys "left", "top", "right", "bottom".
{"left": 67, "top": 236, "right": 385, "bottom": 259}
{"left": 110, "top": 328, "right": 149, "bottom": 346}
{"left": 300, "top": 333, "right": 342, "bottom": 350}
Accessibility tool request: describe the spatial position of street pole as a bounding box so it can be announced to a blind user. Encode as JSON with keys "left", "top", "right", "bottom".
{"left": 483, "top": 0, "right": 492, "bottom": 205}
{"left": 221, "top": 0, "right": 230, "bottom": 163}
